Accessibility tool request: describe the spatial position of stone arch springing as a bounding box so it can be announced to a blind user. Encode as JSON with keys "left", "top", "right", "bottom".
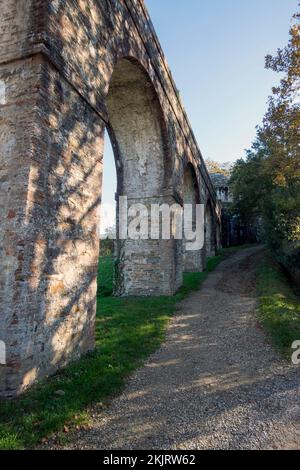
{"left": 103, "top": 57, "right": 175, "bottom": 296}
{"left": 182, "top": 163, "right": 203, "bottom": 272}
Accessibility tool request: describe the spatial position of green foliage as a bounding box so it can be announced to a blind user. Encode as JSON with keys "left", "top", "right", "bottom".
{"left": 0, "top": 249, "right": 239, "bottom": 449}
{"left": 229, "top": 148, "right": 272, "bottom": 221}
{"left": 99, "top": 238, "right": 114, "bottom": 257}
{"left": 257, "top": 253, "right": 300, "bottom": 357}
{"left": 230, "top": 5, "right": 300, "bottom": 278}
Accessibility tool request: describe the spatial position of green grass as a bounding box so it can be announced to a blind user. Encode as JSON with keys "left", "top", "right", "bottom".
{"left": 257, "top": 252, "right": 300, "bottom": 357}
{"left": 97, "top": 255, "right": 114, "bottom": 297}
{"left": 0, "top": 245, "right": 248, "bottom": 449}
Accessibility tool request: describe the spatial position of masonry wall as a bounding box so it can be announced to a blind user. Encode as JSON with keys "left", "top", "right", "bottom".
{"left": 0, "top": 0, "right": 221, "bottom": 396}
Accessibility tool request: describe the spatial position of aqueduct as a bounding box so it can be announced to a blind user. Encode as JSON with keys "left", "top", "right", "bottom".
{"left": 0, "top": 0, "right": 221, "bottom": 397}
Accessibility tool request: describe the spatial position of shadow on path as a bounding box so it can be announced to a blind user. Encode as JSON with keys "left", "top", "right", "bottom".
{"left": 45, "top": 247, "right": 300, "bottom": 450}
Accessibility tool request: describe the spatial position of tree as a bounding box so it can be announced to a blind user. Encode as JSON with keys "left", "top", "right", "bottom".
{"left": 205, "top": 159, "right": 231, "bottom": 176}
{"left": 230, "top": 4, "right": 300, "bottom": 279}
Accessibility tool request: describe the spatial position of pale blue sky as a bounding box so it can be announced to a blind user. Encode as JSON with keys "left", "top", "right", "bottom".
{"left": 101, "top": 0, "right": 297, "bottom": 231}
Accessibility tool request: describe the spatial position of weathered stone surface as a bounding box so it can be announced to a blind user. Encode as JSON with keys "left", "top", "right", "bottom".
{"left": 0, "top": 0, "right": 221, "bottom": 397}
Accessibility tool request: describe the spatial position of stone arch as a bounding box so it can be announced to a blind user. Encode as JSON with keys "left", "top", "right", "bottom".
{"left": 0, "top": 0, "right": 222, "bottom": 396}
{"left": 205, "top": 199, "right": 216, "bottom": 259}
{"left": 103, "top": 57, "right": 175, "bottom": 296}
{"left": 182, "top": 163, "right": 204, "bottom": 272}
{"left": 106, "top": 57, "right": 171, "bottom": 198}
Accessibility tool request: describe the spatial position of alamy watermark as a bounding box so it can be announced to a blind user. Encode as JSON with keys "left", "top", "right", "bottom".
{"left": 291, "top": 340, "right": 300, "bottom": 365}
{"left": 0, "top": 340, "right": 6, "bottom": 365}
{"left": 99, "top": 196, "right": 205, "bottom": 251}
{"left": 1, "top": 339, "right": 300, "bottom": 367}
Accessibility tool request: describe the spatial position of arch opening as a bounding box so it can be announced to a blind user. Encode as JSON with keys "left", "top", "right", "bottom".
{"left": 182, "top": 164, "right": 203, "bottom": 272}
{"left": 101, "top": 57, "right": 176, "bottom": 296}
{"left": 205, "top": 200, "right": 216, "bottom": 259}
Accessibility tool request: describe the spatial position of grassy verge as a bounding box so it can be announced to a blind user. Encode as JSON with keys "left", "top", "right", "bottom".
{"left": 0, "top": 245, "right": 249, "bottom": 449}
{"left": 257, "top": 252, "right": 300, "bottom": 357}
{"left": 97, "top": 255, "right": 114, "bottom": 297}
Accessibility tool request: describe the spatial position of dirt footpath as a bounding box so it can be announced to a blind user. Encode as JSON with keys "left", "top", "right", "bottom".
{"left": 45, "top": 246, "right": 300, "bottom": 450}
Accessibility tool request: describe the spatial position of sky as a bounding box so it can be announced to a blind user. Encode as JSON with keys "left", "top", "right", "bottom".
{"left": 100, "top": 0, "right": 297, "bottom": 232}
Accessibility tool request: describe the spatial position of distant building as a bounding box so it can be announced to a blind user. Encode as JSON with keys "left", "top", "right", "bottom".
{"left": 210, "top": 173, "right": 258, "bottom": 247}
{"left": 210, "top": 173, "right": 232, "bottom": 204}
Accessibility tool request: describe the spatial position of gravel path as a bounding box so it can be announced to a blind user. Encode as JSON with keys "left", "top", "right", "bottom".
{"left": 45, "top": 246, "right": 300, "bottom": 450}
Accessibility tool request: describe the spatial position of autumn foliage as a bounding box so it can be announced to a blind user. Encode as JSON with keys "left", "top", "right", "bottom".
{"left": 230, "top": 5, "right": 300, "bottom": 282}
